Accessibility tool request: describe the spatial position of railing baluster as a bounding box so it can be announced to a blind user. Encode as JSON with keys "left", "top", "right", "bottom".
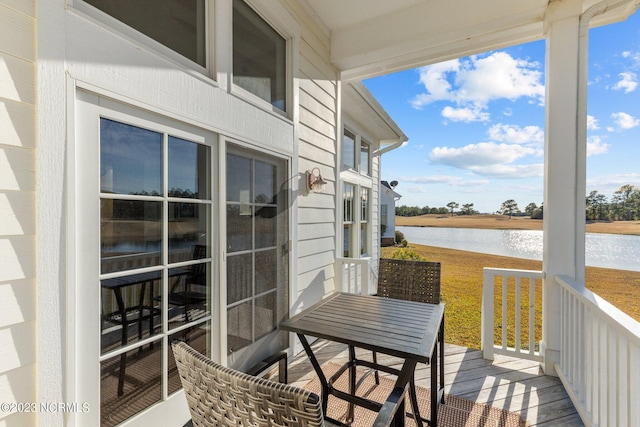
{"left": 502, "top": 275, "right": 508, "bottom": 351}
{"left": 529, "top": 278, "right": 535, "bottom": 357}
{"left": 515, "top": 276, "right": 521, "bottom": 353}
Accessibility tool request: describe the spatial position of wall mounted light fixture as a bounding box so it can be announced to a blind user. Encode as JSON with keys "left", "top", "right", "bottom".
{"left": 307, "top": 167, "right": 327, "bottom": 193}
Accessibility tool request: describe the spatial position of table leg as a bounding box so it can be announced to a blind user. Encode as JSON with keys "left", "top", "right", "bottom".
{"left": 395, "top": 358, "right": 419, "bottom": 427}
{"left": 439, "top": 315, "right": 445, "bottom": 404}
{"left": 430, "top": 340, "right": 438, "bottom": 427}
{"left": 297, "top": 334, "right": 329, "bottom": 415}
{"left": 114, "top": 289, "right": 127, "bottom": 397}
{"left": 347, "top": 345, "right": 357, "bottom": 424}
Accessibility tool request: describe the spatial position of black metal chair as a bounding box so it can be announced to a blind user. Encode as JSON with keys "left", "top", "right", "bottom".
{"left": 166, "top": 245, "right": 208, "bottom": 324}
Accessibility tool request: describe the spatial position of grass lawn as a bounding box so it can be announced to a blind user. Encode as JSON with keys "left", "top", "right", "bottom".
{"left": 381, "top": 243, "right": 640, "bottom": 350}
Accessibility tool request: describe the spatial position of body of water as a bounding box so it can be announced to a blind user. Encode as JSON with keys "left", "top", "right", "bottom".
{"left": 398, "top": 226, "right": 640, "bottom": 272}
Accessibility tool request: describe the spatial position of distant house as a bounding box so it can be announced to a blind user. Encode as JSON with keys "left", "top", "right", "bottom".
{"left": 380, "top": 181, "right": 402, "bottom": 246}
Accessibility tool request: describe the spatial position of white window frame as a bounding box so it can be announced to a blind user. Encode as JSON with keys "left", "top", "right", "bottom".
{"left": 342, "top": 127, "right": 372, "bottom": 177}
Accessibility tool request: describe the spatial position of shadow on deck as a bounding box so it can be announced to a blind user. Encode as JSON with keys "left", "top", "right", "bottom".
{"left": 286, "top": 339, "right": 584, "bottom": 427}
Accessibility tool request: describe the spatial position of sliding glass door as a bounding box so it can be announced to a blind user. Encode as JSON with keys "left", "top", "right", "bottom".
{"left": 225, "top": 145, "right": 289, "bottom": 371}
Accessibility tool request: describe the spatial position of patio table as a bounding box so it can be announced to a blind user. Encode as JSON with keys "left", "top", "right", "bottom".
{"left": 280, "top": 292, "right": 445, "bottom": 427}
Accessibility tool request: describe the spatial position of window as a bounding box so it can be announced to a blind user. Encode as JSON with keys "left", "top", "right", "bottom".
{"left": 343, "top": 130, "right": 356, "bottom": 170}
{"left": 82, "top": 0, "right": 207, "bottom": 67}
{"left": 360, "top": 188, "right": 369, "bottom": 255}
{"left": 233, "top": 0, "right": 287, "bottom": 111}
{"left": 99, "top": 118, "right": 213, "bottom": 426}
{"left": 343, "top": 183, "right": 355, "bottom": 257}
{"left": 342, "top": 129, "right": 371, "bottom": 176}
{"left": 360, "top": 140, "right": 370, "bottom": 175}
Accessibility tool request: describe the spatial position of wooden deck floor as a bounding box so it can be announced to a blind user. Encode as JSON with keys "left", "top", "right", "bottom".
{"left": 286, "top": 339, "right": 584, "bottom": 427}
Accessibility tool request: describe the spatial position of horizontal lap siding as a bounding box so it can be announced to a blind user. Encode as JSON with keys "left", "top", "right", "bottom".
{"left": 0, "top": 2, "right": 36, "bottom": 426}
{"left": 286, "top": 0, "right": 339, "bottom": 302}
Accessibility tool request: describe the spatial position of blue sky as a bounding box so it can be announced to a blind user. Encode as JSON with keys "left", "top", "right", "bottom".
{"left": 364, "top": 11, "right": 640, "bottom": 214}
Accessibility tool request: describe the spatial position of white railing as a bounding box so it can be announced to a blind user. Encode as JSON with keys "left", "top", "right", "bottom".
{"left": 555, "top": 274, "right": 640, "bottom": 427}
{"left": 335, "top": 257, "right": 376, "bottom": 295}
{"left": 481, "top": 267, "right": 544, "bottom": 361}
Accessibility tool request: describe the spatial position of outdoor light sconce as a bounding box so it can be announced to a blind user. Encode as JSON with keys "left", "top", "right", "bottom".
{"left": 307, "top": 167, "right": 327, "bottom": 193}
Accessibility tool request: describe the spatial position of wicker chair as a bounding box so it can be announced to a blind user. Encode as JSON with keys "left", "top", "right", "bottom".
{"left": 377, "top": 258, "right": 441, "bottom": 305}
{"left": 172, "top": 341, "right": 327, "bottom": 427}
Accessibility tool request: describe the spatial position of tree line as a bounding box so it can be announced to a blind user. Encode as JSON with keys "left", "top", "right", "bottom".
{"left": 396, "top": 184, "right": 640, "bottom": 221}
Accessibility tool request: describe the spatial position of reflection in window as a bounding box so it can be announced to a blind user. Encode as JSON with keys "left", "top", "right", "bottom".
{"left": 100, "top": 199, "right": 163, "bottom": 274}
{"left": 83, "top": 0, "right": 206, "bottom": 67}
{"left": 233, "top": 0, "right": 286, "bottom": 111}
{"left": 100, "top": 118, "right": 163, "bottom": 196}
{"left": 98, "top": 115, "right": 213, "bottom": 425}
{"left": 343, "top": 130, "right": 356, "bottom": 170}
{"left": 100, "top": 345, "right": 162, "bottom": 427}
{"left": 361, "top": 188, "right": 369, "bottom": 255}
{"left": 360, "top": 140, "right": 370, "bottom": 175}
{"left": 169, "top": 136, "right": 211, "bottom": 199}
{"left": 343, "top": 183, "right": 355, "bottom": 257}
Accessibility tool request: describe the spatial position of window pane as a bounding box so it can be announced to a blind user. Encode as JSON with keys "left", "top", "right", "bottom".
{"left": 255, "top": 207, "right": 277, "bottom": 248}
{"left": 343, "top": 130, "right": 355, "bottom": 170}
{"left": 343, "top": 183, "right": 354, "bottom": 222}
{"left": 168, "top": 203, "right": 210, "bottom": 263}
{"left": 100, "top": 118, "right": 162, "bottom": 196}
{"left": 101, "top": 345, "right": 162, "bottom": 427}
{"left": 227, "top": 154, "right": 252, "bottom": 203}
{"left": 255, "top": 249, "right": 277, "bottom": 294}
{"left": 101, "top": 199, "right": 163, "bottom": 274}
{"left": 166, "top": 263, "right": 210, "bottom": 329}
{"left": 227, "top": 253, "right": 252, "bottom": 305}
{"left": 101, "top": 273, "right": 162, "bottom": 354}
{"left": 343, "top": 224, "right": 352, "bottom": 257}
{"left": 227, "top": 301, "right": 252, "bottom": 354}
{"left": 255, "top": 292, "right": 277, "bottom": 341}
{"left": 361, "top": 188, "right": 369, "bottom": 222}
{"left": 84, "top": 0, "right": 206, "bottom": 66}
{"left": 360, "top": 223, "right": 367, "bottom": 255}
{"left": 168, "top": 137, "right": 210, "bottom": 199}
{"left": 168, "top": 322, "right": 210, "bottom": 395}
{"left": 227, "top": 205, "right": 252, "bottom": 252}
{"left": 360, "top": 141, "right": 370, "bottom": 175}
{"left": 233, "top": 0, "right": 286, "bottom": 110}
{"left": 255, "top": 161, "right": 277, "bottom": 203}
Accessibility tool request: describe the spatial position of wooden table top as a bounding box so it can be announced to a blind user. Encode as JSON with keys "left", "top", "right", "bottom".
{"left": 280, "top": 292, "right": 444, "bottom": 363}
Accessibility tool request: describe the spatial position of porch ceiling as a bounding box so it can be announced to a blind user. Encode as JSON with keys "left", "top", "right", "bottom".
{"left": 301, "top": 0, "right": 639, "bottom": 81}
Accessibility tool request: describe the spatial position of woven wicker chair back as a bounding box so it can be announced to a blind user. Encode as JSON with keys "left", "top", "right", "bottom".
{"left": 377, "top": 258, "right": 441, "bottom": 304}
{"left": 172, "top": 341, "right": 325, "bottom": 427}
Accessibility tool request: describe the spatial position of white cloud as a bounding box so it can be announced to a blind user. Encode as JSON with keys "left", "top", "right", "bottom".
{"left": 411, "top": 52, "right": 545, "bottom": 111}
{"left": 587, "top": 115, "right": 599, "bottom": 130}
{"left": 613, "top": 72, "right": 638, "bottom": 93}
{"left": 586, "top": 136, "right": 609, "bottom": 156}
{"left": 429, "top": 142, "right": 536, "bottom": 169}
{"left": 401, "top": 175, "right": 489, "bottom": 186}
{"left": 441, "top": 106, "right": 490, "bottom": 122}
{"left": 488, "top": 123, "right": 543, "bottom": 145}
{"left": 612, "top": 112, "right": 640, "bottom": 129}
{"left": 469, "top": 163, "right": 543, "bottom": 178}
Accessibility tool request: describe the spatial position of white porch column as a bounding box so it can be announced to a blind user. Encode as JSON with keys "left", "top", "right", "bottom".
{"left": 541, "top": 0, "right": 587, "bottom": 375}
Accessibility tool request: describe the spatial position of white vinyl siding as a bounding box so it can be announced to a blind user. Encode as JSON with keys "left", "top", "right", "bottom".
{"left": 0, "top": 1, "right": 37, "bottom": 426}
{"left": 292, "top": 2, "right": 339, "bottom": 302}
